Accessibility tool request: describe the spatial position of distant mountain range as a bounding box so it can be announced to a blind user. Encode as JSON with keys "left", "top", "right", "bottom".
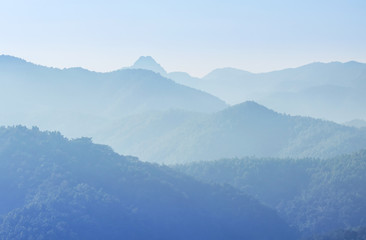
{"left": 2, "top": 55, "right": 365, "bottom": 164}
{"left": 95, "top": 101, "right": 366, "bottom": 164}
{"left": 0, "top": 55, "right": 226, "bottom": 137}
{"left": 2, "top": 55, "right": 366, "bottom": 240}
{"left": 129, "top": 56, "right": 366, "bottom": 123}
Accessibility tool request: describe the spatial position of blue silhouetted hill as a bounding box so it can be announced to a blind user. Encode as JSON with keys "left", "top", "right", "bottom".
{"left": 0, "top": 126, "right": 296, "bottom": 240}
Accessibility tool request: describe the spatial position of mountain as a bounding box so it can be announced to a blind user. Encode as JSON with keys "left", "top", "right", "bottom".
{"left": 95, "top": 101, "right": 366, "bottom": 164}
{"left": 130, "top": 56, "right": 167, "bottom": 76}
{"left": 135, "top": 58, "right": 366, "bottom": 122}
{"left": 174, "top": 150, "right": 366, "bottom": 237}
{"left": 202, "top": 62, "right": 366, "bottom": 122}
{"left": 0, "top": 55, "right": 227, "bottom": 138}
{"left": 129, "top": 57, "right": 204, "bottom": 89}
{"left": 201, "top": 61, "right": 366, "bottom": 101}
{"left": 0, "top": 126, "right": 296, "bottom": 240}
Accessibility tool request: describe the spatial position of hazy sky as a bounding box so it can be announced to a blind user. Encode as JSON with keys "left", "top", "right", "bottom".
{"left": 1, "top": 0, "right": 366, "bottom": 76}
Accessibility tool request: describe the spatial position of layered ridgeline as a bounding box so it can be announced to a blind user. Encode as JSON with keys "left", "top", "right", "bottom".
{"left": 0, "top": 126, "right": 296, "bottom": 240}
{"left": 132, "top": 57, "right": 366, "bottom": 123}
{"left": 0, "top": 55, "right": 226, "bottom": 138}
{"left": 96, "top": 101, "right": 366, "bottom": 164}
{"left": 174, "top": 150, "right": 366, "bottom": 238}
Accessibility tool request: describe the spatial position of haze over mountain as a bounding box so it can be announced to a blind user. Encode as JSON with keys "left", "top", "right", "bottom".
{"left": 131, "top": 57, "right": 366, "bottom": 123}
{"left": 2, "top": 55, "right": 365, "bottom": 165}
{"left": 2, "top": 1, "right": 366, "bottom": 239}
{"left": 344, "top": 119, "right": 366, "bottom": 129}
{"left": 96, "top": 101, "right": 366, "bottom": 164}
{"left": 0, "top": 55, "right": 226, "bottom": 138}
{"left": 0, "top": 126, "right": 296, "bottom": 240}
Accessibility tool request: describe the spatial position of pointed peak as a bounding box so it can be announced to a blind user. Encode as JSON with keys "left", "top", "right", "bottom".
{"left": 135, "top": 56, "right": 157, "bottom": 63}
{"left": 131, "top": 56, "right": 167, "bottom": 76}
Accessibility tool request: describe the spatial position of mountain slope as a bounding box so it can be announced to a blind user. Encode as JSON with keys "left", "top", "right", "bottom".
{"left": 96, "top": 101, "right": 366, "bottom": 164}
{"left": 0, "top": 55, "right": 227, "bottom": 138}
{"left": 0, "top": 126, "right": 296, "bottom": 240}
{"left": 174, "top": 150, "right": 366, "bottom": 237}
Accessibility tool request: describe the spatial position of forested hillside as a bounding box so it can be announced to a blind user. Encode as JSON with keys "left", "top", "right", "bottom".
{"left": 98, "top": 101, "right": 366, "bottom": 164}
{"left": 0, "top": 126, "right": 296, "bottom": 240}
{"left": 175, "top": 150, "right": 366, "bottom": 237}
{"left": 307, "top": 227, "right": 366, "bottom": 240}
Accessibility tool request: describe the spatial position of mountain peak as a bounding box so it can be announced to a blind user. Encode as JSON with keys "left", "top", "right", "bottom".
{"left": 218, "top": 101, "right": 277, "bottom": 119}
{"left": 131, "top": 56, "right": 167, "bottom": 76}
{"left": 135, "top": 56, "right": 156, "bottom": 63}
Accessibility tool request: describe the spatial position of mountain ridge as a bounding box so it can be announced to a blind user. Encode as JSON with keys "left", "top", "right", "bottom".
{"left": 0, "top": 125, "right": 297, "bottom": 240}
{"left": 96, "top": 101, "right": 366, "bottom": 164}
{"left": 4, "top": 54, "right": 364, "bottom": 78}
{"left": 0, "top": 55, "right": 227, "bottom": 139}
{"left": 121, "top": 55, "right": 366, "bottom": 122}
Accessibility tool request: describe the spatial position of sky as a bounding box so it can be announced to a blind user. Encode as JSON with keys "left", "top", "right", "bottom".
{"left": 1, "top": 0, "right": 366, "bottom": 77}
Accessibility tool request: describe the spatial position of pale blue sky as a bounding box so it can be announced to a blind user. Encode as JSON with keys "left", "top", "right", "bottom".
{"left": 1, "top": 0, "right": 365, "bottom": 76}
